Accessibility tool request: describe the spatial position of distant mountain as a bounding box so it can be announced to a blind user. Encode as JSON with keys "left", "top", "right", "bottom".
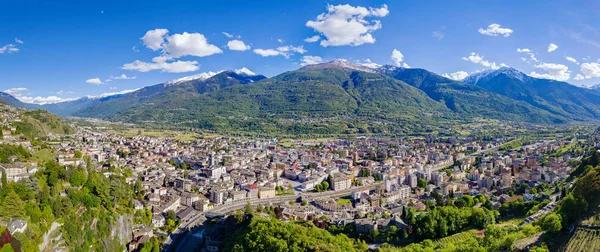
{"left": 464, "top": 67, "right": 600, "bottom": 121}
{"left": 0, "top": 91, "right": 37, "bottom": 109}
{"left": 76, "top": 69, "right": 267, "bottom": 118}
{"left": 378, "top": 66, "right": 567, "bottom": 124}
{"left": 104, "top": 61, "right": 449, "bottom": 134}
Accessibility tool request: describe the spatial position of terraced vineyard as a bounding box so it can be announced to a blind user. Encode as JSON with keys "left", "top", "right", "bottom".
{"left": 565, "top": 227, "right": 600, "bottom": 252}
{"left": 433, "top": 230, "right": 477, "bottom": 246}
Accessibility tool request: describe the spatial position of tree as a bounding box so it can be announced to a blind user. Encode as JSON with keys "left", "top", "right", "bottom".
{"left": 69, "top": 168, "right": 87, "bottom": 187}
{"left": 321, "top": 181, "right": 329, "bottom": 191}
{"left": 539, "top": 213, "right": 562, "bottom": 233}
{"left": 1, "top": 169, "right": 6, "bottom": 189}
{"left": 417, "top": 178, "right": 427, "bottom": 188}
{"left": 74, "top": 151, "right": 83, "bottom": 158}
{"left": 0, "top": 189, "right": 26, "bottom": 220}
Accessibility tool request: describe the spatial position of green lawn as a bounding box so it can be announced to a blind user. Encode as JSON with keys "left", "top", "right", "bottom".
{"left": 336, "top": 198, "right": 352, "bottom": 205}
{"left": 33, "top": 148, "right": 55, "bottom": 163}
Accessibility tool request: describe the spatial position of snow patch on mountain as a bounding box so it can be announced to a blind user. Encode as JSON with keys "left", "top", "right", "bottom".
{"left": 164, "top": 71, "right": 223, "bottom": 86}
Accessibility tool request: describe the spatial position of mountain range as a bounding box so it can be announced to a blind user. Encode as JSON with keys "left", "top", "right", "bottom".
{"left": 2, "top": 61, "right": 600, "bottom": 135}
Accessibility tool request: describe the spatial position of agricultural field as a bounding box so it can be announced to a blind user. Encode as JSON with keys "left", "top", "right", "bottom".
{"left": 432, "top": 230, "right": 477, "bottom": 246}
{"left": 565, "top": 227, "right": 600, "bottom": 252}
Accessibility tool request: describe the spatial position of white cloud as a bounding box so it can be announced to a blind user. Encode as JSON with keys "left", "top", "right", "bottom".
{"left": 306, "top": 4, "right": 389, "bottom": 47}
{"left": 14, "top": 38, "right": 23, "bottom": 44}
{"left": 161, "top": 32, "right": 222, "bottom": 59}
{"left": 581, "top": 62, "right": 600, "bottom": 78}
{"left": 391, "top": 49, "right": 409, "bottom": 67}
{"left": 277, "top": 39, "right": 284, "bottom": 43}
{"left": 253, "top": 49, "right": 282, "bottom": 57}
{"left": 0, "top": 44, "right": 19, "bottom": 54}
{"left": 516, "top": 48, "right": 538, "bottom": 62}
{"left": 16, "top": 96, "right": 77, "bottom": 105}
{"left": 4, "top": 87, "right": 76, "bottom": 105}
{"left": 141, "top": 28, "right": 169, "bottom": 51}
{"left": 122, "top": 57, "right": 199, "bottom": 73}
{"left": 478, "top": 23, "right": 513, "bottom": 37}
{"left": 574, "top": 74, "right": 587, "bottom": 81}
{"left": 132, "top": 46, "right": 139, "bottom": 52}
{"left": 443, "top": 71, "right": 469, "bottom": 81}
{"left": 547, "top": 43, "right": 558, "bottom": 52}
{"left": 359, "top": 58, "right": 381, "bottom": 69}
{"left": 227, "top": 40, "right": 251, "bottom": 51}
{"left": 565, "top": 56, "right": 579, "bottom": 64}
{"left": 462, "top": 52, "right": 501, "bottom": 69}
{"left": 222, "top": 32, "right": 234, "bottom": 38}
{"left": 140, "top": 29, "right": 222, "bottom": 59}
{"left": 4, "top": 87, "right": 28, "bottom": 95}
{"left": 113, "top": 74, "right": 136, "bottom": 80}
{"left": 253, "top": 45, "right": 306, "bottom": 58}
{"left": 86, "top": 78, "right": 103, "bottom": 85}
{"left": 529, "top": 63, "right": 570, "bottom": 81}
{"left": 126, "top": 29, "right": 222, "bottom": 73}
{"left": 432, "top": 31, "right": 444, "bottom": 40}
{"left": 304, "top": 35, "right": 320, "bottom": 43}
{"left": 300, "top": 55, "right": 323, "bottom": 66}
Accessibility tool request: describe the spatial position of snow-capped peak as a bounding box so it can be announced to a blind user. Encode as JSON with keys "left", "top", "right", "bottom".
{"left": 234, "top": 67, "right": 257, "bottom": 76}
{"left": 164, "top": 71, "right": 223, "bottom": 86}
{"left": 86, "top": 88, "right": 141, "bottom": 99}
{"left": 463, "top": 67, "right": 526, "bottom": 85}
{"left": 303, "top": 59, "right": 377, "bottom": 73}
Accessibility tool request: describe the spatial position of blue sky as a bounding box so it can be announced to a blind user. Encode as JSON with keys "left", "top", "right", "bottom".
{"left": 1, "top": 0, "right": 600, "bottom": 104}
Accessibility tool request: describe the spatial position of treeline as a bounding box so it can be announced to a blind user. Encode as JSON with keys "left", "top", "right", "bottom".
{"left": 557, "top": 148, "right": 600, "bottom": 226}
{"left": 0, "top": 158, "right": 137, "bottom": 251}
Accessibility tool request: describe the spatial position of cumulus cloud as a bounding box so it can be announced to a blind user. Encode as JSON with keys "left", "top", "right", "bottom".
{"left": 304, "top": 35, "right": 320, "bottom": 43}
{"left": 160, "top": 32, "right": 222, "bottom": 59}
{"left": 222, "top": 32, "right": 234, "bottom": 38}
{"left": 86, "top": 78, "right": 103, "bottom": 85}
{"left": 141, "top": 28, "right": 169, "bottom": 51}
{"left": 306, "top": 4, "right": 389, "bottom": 47}
{"left": 443, "top": 71, "right": 469, "bottom": 81}
{"left": 227, "top": 40, "right": 251, "bottom": 51}
{"left": 391, "top": 49, "right": 409, "bottom": 68}
{"left": 359, "top": 58, "right": 381, "bottom": 69}
{"left": 253, "top": 45, "right": 306, "bottom": 58}
{"left": 516, "top": 48, "right": 538, "bottom": 63}
{"left": 462, "top": 52, "right": 501, "bottom": 69}
{"left": 300, "top": 55, "right": 323, "bottom": 66}
{"left": 478, "top": 23, "right": 513, "bottom": 37}
{"left": 4, "top": 88, "right": 76, "bottom": 105}
{"left": 529, "top": 63, "right": 571, "bottom": 81}
{"left": 122, "top": 57, "right": 199, "bottom": 73}
{"left": 125, "top": 29, "right": 222, "bottom": 73}
{"left": 547, "top": 43, "right": 558, "bottom": 52}
{"left": 573, "top": 74, "right": 587, "bottom": 81}
{"left": 581, "top": 62, "right": 600, "bottom": 78}
{"left": 432, "top": 31, "right": 444, "bottom": 40}
{"left": 132, "top": 46, "right": 139, "bottom": 52}
{"left": 0, "top": 44, "right": 19, "bottom": 54}
{"left": 565, "top": 56, "right": 579, "bottom": 64}
{"left": 14, "top": 38, "right": 23, "bottom": 44}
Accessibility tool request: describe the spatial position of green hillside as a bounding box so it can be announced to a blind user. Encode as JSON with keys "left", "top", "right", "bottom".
{"left": 379, "top": 66, "right": 568, "bottom": 124}
{"left": 105, "top": 67, "right": 452, "bottom": 136}
{"left": 13, "top": 109, "right": 73, "bottom": 138}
